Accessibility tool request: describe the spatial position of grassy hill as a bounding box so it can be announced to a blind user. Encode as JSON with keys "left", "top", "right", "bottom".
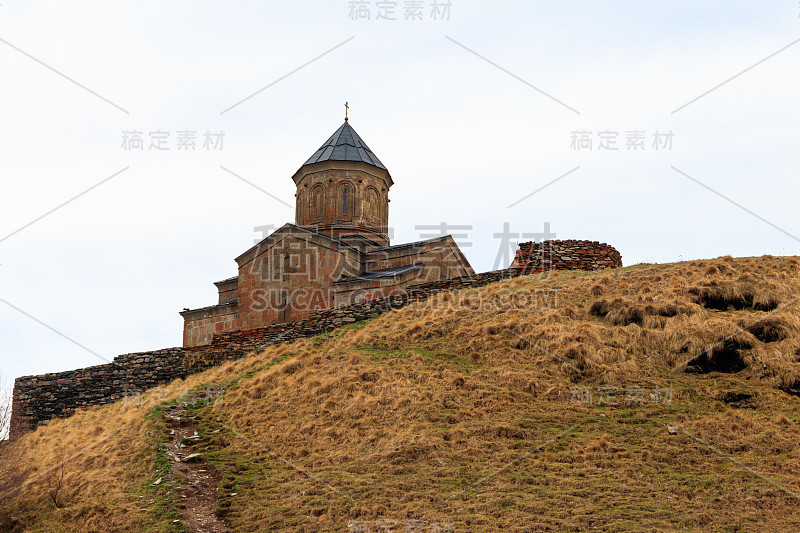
{"left": 2, "top": 256, "right": 800, "bottom": 532}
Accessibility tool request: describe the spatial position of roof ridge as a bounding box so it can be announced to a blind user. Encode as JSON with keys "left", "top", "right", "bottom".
{"left": 367, "top": 235, "right": 453, "bottom": 253}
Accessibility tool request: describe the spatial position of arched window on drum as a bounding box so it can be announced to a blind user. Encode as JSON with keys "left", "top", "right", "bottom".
{"left": 338, "top": 182, "right": 355, "bottom": 219}
{"left": 310, "top": 185, "right": 324, "bottom": 222}
{"left": 367, "top": 188, "right": 380, "bottom": 224}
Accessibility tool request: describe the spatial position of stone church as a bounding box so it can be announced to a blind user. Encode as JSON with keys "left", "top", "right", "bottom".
{"left": 180, "top": 117, "right": 475, "bottom": 347}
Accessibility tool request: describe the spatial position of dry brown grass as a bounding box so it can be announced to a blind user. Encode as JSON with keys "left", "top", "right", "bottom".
{"left": 342, "top": 256, "right": 800, "bottom": 388}
{"left": 0, "top": 378, "right": 30, "bottom": 531}
{"left": 2, "top": 256, "right": 800, "bottom": 531}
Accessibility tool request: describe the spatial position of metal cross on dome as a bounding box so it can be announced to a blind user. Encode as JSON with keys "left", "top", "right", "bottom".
{"left": 345, "top": 101, "right": 349, "bottom": 121}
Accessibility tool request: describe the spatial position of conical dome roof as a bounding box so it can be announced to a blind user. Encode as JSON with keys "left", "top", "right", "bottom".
{"left": 302, "top": 121, "right": 387, "bottom": 171}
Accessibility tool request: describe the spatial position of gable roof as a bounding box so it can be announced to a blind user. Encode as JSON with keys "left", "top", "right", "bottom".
{"left": 234, "top": 223, "right": 364, "bottom": 266}
{"left": 302, "top": 121, "right": 387, "bottom": 171}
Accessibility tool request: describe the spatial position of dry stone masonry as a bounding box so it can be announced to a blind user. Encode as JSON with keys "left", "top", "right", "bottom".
{"left": 11, "top": 348, "right": 186, "bottom": 433}
{"left": 512, "top": 240, "right": 622, "bottom": 272}
{"left": 10, "top": 239, "right": 621, "bottom": 437}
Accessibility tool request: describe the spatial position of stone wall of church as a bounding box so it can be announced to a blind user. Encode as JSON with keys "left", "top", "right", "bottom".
{"left": 294, "top": 163, "right": 391, "bottom": 245}
{"left": 181, "top": 228, "right": 366, "bottom": 348}
{"left": 181, "top": 234, "right": 476, "bottom": 348}
{"left": 215, "top": 278, "right": 238, "bottom": 304}
{"left": 181, "top": 302, "right": 238, "bottom": 347}
{"left": 235, "top": 229, "right": 364, "bottom": 330}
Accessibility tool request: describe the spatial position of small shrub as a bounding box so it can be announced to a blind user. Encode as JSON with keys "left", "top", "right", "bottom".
{"left": 589, "top": 283, "right": 604, "bottom": 296}
{"left": 742, "top": 317, "right": 791, "bottom": 344}
{"left": 589, "top": 300, "right": 610, "bottom": 317}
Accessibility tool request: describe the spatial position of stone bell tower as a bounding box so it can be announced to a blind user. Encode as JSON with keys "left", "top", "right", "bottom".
{"left": 291, "top": 112, "right": 393, "bottom": 249}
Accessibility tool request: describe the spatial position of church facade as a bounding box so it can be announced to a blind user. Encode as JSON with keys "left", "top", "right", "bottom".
{"left": 180, "top": 119, "right": 475, "bottom": 347}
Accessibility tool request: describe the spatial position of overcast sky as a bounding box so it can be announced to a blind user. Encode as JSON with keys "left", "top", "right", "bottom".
{"left": 1, "top": 0, "right": 799, "bottom": 386}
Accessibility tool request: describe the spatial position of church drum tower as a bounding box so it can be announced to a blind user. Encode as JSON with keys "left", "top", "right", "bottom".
{"left": 292, "top": 117, "right": 392, "bottom": 249}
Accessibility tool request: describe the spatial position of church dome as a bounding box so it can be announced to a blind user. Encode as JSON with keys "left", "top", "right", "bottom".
{"left": 292, "top": 118, "right": 393, "bottom": 248}
{"left": 302, "top": 120, "right": 388, "bottom": 171}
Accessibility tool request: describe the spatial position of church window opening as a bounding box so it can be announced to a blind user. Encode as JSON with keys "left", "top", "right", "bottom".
{"left": 312, "top": 186, "right": 323, "bottom": 221}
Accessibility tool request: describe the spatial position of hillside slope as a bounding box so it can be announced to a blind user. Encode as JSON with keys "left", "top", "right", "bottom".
{"left": 2, "top": 256, "right": 800, "bottom": 532}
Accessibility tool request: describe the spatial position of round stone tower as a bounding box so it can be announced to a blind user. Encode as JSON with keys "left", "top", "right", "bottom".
{"left": 291, "top": 118, "right": 393, "bottom": 249}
